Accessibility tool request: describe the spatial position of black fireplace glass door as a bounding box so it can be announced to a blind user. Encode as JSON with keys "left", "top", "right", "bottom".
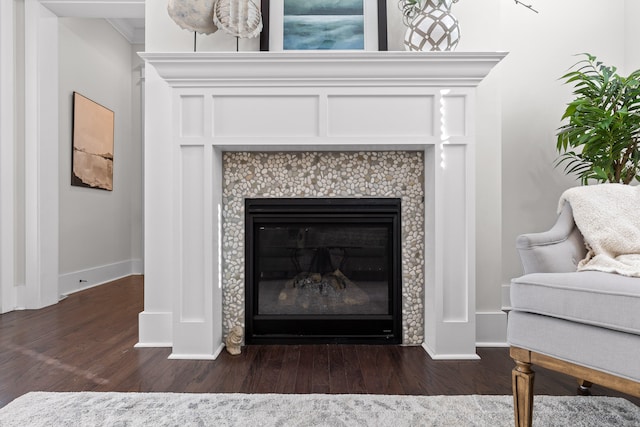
{"left": 255, "top": 223, "right": 391, "bottom": 316}
{"left": 245, "top": 198, "right": 402, "bottom": 344}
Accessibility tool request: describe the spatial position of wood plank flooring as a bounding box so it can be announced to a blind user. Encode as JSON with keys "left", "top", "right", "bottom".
{"left": 0, "top": 276, "right": 637, "bottom": 408}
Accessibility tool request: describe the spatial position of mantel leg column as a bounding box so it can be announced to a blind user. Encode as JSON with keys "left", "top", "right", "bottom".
{"left": 422, "top": 141, "right": 478, "bottom": 358}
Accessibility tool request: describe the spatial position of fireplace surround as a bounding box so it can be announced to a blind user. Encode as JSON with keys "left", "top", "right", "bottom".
{"left": 223, "top": 151, "right": 424, "bottom": 345}
{"left": 139, "top": 51, "right": 505, "bottom": 360}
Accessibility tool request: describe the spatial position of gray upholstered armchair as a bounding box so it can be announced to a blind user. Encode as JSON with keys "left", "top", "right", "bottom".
{"left": 507, "top": 202, "right": 640, "bottom": 427}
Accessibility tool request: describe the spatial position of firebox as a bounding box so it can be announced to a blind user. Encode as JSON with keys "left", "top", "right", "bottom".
{"left": 245, "top": 198, "right": 402, "bottom": 344}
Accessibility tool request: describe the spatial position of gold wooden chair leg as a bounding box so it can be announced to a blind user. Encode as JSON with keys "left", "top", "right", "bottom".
{"left": 512, "top": 360, "right": 535, "bottom": 427}
{"left": 577, "top": 379, "right": 593, "bottom": 396}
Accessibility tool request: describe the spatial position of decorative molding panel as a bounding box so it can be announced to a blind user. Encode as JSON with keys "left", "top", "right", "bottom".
{"left": 212, "top": 95, "right": 319, "bottom": 137}
{"left": 179, "top": 95, "right": 205, "bottom": 138}
{"left": 442, "top": 94, "right": 467, "bottom": 137}
{"left": 327, "top": 95, "right": 434, "bottom": 137}
{"left": 179, "top": 146, "right": 206, "bottom": 322}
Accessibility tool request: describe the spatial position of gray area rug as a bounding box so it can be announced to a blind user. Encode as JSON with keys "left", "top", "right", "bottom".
{"left": 0, "top": 392, "right": 638, "bottom": 426}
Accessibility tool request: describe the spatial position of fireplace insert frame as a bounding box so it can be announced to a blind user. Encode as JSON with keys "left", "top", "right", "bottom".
{"left": 244, "top": 198, "right": 402, "bottom": 344}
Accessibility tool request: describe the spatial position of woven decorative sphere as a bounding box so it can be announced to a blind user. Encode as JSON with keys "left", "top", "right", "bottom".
{"left": 404, "top": 0, "right": 460, "bottom": 51}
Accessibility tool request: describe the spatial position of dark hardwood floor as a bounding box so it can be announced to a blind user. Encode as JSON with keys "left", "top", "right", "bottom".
{"left": 0, "top": 276, "right": 637, "bottom": 408}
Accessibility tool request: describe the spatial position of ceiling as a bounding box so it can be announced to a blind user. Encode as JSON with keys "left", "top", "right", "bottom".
{"left": 39, "top": 0, "right": 145, "bottom": 44}
{"left": 106, "top": 18, "right": 145, "bottom": 44}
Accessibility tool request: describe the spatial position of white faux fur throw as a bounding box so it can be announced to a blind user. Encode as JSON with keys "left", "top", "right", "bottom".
{"left": 559, "top": 183, "right": 640, "bottom": 277}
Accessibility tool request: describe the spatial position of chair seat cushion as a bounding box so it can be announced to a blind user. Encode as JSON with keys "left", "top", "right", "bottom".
{"left": 510, "top": 271, "right": 640, "bottom": 335}
{"left": 507, "top": 311, "right": 640, "bottom": 382}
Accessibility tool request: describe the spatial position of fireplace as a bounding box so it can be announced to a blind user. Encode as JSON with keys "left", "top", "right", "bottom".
{"left": 140, "top": 51, "right": 506, "bottom": 360}
{"left": 245, "top": 198, "right": 402, "bottom": 344}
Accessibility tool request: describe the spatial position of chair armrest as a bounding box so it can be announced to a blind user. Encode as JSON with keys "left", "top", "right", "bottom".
{"left": 516, "top": 203, "right": 587, "bottom": 274}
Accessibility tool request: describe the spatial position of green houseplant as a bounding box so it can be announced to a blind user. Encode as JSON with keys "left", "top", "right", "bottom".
{"left": 556, "top": 54, "right": 640, "bottom": 185}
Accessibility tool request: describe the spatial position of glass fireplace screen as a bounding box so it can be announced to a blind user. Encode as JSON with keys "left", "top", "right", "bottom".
{"left": 245, "top": 198, "right": 402, "bottom": 344}
{"left": 255, "top": 223, "right": 391, "bottom": 316}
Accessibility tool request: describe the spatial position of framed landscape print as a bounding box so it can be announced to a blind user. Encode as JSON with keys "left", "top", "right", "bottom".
{"left": 260, "top": 0, "right": 388, "bottom": 51}
{"left": 71, "top": 92, "right": 114, "bottom": 191}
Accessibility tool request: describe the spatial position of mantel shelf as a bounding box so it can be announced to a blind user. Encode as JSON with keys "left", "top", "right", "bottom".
{"left": 140, "top": 51, "right": 507, "bottom": 88}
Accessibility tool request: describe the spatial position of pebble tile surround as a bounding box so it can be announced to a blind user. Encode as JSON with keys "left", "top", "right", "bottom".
{"left": 222, "top": 151, "right": 425, "bottom": 344}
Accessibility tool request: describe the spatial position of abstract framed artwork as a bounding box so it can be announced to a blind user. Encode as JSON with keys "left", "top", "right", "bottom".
{"left": 260, "top": 0, "right": 388, "bottom": 51}
{"left": 71, "top": 92, "right": 114, "bottom": 191}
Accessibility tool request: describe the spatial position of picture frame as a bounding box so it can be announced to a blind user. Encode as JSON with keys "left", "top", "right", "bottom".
{"left": 71, "top": 92, "right": 115, "bottom": 191}
{"left": 260, "top": 0, "right": 388, "bottom": 52}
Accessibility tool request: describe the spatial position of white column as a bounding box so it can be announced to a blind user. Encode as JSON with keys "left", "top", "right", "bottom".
{"left": 23, "top": 0, "right": 59, "bottom": 309}
{"left": 422, "top": 89, "right": 479, "bottom": 359}
{"left": 0, "top": 0, "right": 16, "bottom": 313}
{"left": 136, "top": 65, "right": 173, "bottom": 347}
{"left": 169, "top": 91, "right": 223, "bottom": 359}
{"left": 211, "top": 147, "right": 224, "bottom": 354}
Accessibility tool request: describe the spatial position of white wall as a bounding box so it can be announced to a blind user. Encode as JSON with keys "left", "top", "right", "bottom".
{"left": 146, "top": 0, "right": 256, "bottom": 52}
{"left": 131, "top": 42, "right": 145, "bottom": 273}
{"left": 0, "top": 0, "right": 16, "bottom": 312}
{"left": 452, "top": 0, "right": 631, "bottom": 311}
{"left": 452, "top": 0, "right": 502, "bottom": 318}
{"left": 58, "top": 18, "right": 143, "bottom": 294}
{"left": 494, "top": 0, "right": 627, "bottom": 290}
{"left": 13, "top": 0, "right": 26, "bottom": 292}
{"left": 626, "top": 0, "right": 640, "bottom": 72}
{"left": 144, "top": 0, "right": 635, "bottom": 341}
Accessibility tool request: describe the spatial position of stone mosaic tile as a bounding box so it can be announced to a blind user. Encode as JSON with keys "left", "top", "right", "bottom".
{"left": 222, "top": 152, "right": 425, "bottom": 344}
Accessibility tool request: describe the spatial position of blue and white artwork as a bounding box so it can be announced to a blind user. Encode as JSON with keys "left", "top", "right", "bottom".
{"left": 283, "top": 0, "right": 365, "bottom": 50}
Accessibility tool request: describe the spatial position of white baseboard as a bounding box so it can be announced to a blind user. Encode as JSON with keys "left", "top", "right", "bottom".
{"left": 476, "top": 311, "right": 508, "bottom": 347}
{"left": 169, "top": 344, "right": 225, "bottom": 360}
{"left": 134, "top": 342, "right": 172, "bottom": 348}
{"left": 58, "top": 259, "right": 143, "bottom": 296}
{"left": 421, "top": 342, "right": 481, "bottom": 360}
{"left": 138, "top": 310, "right": 173, "bottom": 347}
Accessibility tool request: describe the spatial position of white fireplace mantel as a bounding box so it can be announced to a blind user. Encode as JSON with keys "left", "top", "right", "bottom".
{"left": 138, "top": 51, "right": 506, "bottom": 360}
